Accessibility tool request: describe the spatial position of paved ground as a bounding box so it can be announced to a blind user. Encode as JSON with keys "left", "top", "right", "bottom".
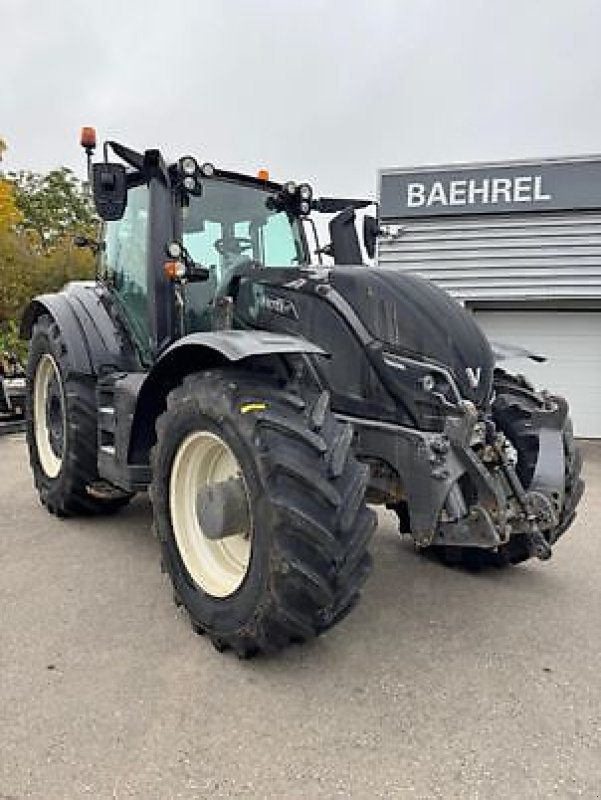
{"left": 1, "top": 436, "right": 600, "bottom": 800}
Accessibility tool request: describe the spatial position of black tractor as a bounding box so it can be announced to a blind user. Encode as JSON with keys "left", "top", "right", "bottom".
{"left": 21, "top": 130, "right": 584, "bottom": 656}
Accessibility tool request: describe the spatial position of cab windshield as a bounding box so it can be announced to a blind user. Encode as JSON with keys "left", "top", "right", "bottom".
{"left": 182, "top": 179, "right": 306, "bottom": 330}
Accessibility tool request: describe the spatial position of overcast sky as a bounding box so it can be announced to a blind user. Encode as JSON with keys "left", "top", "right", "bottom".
{"left": 2, "top": 0, "right": 601, "bottom": 198}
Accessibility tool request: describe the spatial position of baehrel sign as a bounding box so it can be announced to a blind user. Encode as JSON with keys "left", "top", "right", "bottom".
{"left": 378, "top": 158, "right": 601, "bottom": 220}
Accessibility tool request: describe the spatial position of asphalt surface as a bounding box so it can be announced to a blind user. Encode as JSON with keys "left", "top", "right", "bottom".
{"left": 1, "top": 435, "right": 600, "bottom": 800}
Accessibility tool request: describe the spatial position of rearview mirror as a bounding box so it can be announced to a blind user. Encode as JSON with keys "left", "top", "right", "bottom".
{"left": 363, "top": 215, "right": 380, "bottom": 260}
{"left": 329, "top": 207, "right": 362, "bottom": 265}
{"left": 91, "top": 162, "right": 127, "bottom": 221}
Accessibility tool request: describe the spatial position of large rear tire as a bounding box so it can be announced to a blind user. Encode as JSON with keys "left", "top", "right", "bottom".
{"left": 150, "top": 369, "right": 375, "bottom": 657}
{"left": 26, "top": 314, "right": 132, "bottom": 517}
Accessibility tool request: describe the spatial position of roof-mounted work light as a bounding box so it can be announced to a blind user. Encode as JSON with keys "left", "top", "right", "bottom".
{"left": 276, "top": 180, "right": 313, "bottom": 217}
{"left": 298, "top": 183, "right": 313, "bottom": 216}
{"left": 177, "top": 156, "right": 203, "bottom": 196}
{"left": 298, "top": 183, "right": 312, "bottom": 201}
{"left": 180, "top": 156, "right": 197, "bottom": 176}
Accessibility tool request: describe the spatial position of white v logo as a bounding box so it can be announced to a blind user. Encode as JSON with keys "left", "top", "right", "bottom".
{"left": 465, "top": 367, "right": 482, "bottom": 389}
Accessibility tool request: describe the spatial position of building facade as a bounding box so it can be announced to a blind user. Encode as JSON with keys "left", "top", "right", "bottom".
{"left": 377, "top": 156, "right": 601, "bottom": 437}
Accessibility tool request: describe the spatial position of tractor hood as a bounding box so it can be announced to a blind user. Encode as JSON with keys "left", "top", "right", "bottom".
{"left": 329, "top": 267, "right": 495, "bottom": 407}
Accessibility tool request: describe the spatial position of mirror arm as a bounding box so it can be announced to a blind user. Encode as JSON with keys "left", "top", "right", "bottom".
{"left": 105, "top": 141, "right": 145, "bottom": 170}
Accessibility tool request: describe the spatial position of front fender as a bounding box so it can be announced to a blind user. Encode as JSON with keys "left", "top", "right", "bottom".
{"left": 127, "top": 330, "right": 327, "bottom": 466}
{"left": 156, "top": 329, "right": 327, "bottom": 363}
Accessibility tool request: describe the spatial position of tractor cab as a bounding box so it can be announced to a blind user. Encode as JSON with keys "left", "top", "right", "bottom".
{"left": 84, "top": 132, "right": 374, "bottom": 360}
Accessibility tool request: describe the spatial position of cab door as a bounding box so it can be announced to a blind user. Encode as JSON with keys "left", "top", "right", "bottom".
{"left": 101, "top": 184, "right": 151, "bottom": 361}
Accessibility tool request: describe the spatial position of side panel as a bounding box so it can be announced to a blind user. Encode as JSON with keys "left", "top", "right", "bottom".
{"left": 234, "top": 278, "right": 410, "bottom": 424}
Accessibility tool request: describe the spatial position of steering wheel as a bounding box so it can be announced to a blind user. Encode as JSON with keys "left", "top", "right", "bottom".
{"left": 214, "top": 237, "right": 253, "bottom": 257}
{"left": 213, "top": 259, "right": 262, "bottom": 302}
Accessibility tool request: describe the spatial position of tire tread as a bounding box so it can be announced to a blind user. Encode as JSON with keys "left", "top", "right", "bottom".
{"left": 150, "top": 369, "right": 375, "bottom": 657}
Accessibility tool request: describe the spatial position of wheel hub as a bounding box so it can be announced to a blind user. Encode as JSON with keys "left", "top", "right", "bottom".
{"left": 45, "top": 379, "right": 64, "bottom": 459}
{"left": 196, "top": 476, "right": 250, "bottom": 541}
{"left": 169, "top": 431, "right": 252, "bottom": 598}
{"left": 33, "top": 354, "right": 66, "bottom": 479}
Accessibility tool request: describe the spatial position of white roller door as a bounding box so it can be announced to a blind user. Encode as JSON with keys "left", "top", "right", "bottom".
{"left": 474, "top": 310, "right": 601, "bottom": 438}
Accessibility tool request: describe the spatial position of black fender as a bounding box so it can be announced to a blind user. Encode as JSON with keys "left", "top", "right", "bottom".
{"left": 158, "top": 329, "right": 326, "bottom": 363}
{"left": 126, "top": 330, "right": 327, "bottom": 468}
{"left": 21, "top": 282, "right": 140, "bottom": 375}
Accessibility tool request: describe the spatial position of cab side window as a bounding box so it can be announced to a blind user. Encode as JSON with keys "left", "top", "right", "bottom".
{"left": 102, "top": 185, "right": 150, "bottom": 357}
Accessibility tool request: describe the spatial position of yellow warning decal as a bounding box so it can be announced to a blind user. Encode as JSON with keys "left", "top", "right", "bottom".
{"left": 239, "top": 402, "right": 268, "bottom": 414}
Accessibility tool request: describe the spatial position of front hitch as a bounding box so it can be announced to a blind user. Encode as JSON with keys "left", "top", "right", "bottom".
{"left": 495, "top": 439, "right": 555, "bottom": 560}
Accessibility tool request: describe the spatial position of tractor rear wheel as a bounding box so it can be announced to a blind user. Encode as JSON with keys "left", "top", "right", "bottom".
{"left": 150, "top": 369, "right": 375, "bottom": 657}
{"left": 26, "top": 314, "right": 132, "bottom": 517}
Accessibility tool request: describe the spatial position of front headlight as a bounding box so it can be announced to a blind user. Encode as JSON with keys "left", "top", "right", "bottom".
{"left": 382, "top": 352, "right": 462, "bottom": 407}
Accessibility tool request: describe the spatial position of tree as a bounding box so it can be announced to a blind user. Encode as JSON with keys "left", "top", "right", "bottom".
{"left": 0, "top": 139, "right": 20, "bottom": 232}
{"left": 0, "top": 179, "right": 21, "bottom": 231}
{"left": 9, "top": 167, "right": 96, "bottom": 252}
{"left": 0, "top": 160, "right": 95, "bottom": 355}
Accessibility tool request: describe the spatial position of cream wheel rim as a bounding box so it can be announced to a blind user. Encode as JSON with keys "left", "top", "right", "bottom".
{"left": 33, "top": 354, "right": 66, "bottom": 479}
{"left": 169, "top": 430, "right": 252, "bottom": 598}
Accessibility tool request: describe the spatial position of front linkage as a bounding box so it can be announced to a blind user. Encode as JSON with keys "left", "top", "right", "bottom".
{"left": 373, "top": 387, "right": 580, "bottom": 563}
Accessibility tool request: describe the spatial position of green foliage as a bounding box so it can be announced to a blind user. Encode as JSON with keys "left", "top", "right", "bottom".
{"left": 0, "top": 177, "right": 21, "bottom": 230}
{"left": 0, "top": 229, "right": 95, "bottom": 327}
{"left": 0, "top": 163, "right": 96, "bottom": 362}
{"left": 0, "top": 229, "right": 34, "bottom": 323}
{"left": 9, "top": 167, "right": 96, "bottom": 252}
{"left": 0, "top": 319, "right": 27, "bottom": 362}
